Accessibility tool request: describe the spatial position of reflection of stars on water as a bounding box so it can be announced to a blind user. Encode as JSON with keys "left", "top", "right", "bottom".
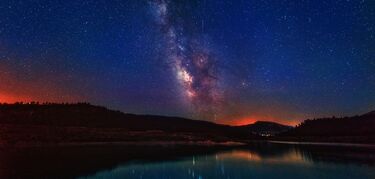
{"left": 221, "top": 163, "right": 225, "bottom": 175}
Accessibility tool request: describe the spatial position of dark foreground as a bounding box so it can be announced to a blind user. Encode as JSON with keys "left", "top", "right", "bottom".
{"left": 1, "top": 103, "right": 375, "bottom": 145}
{"left": 1, "top": 142, "right": 375, "bottom": 178}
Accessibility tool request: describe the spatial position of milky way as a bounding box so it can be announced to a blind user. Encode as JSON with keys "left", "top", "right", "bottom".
{"left": 150, "top": 0, "right": 222, "bottom": 119}
{"left": 1, "top": 0, "right": 374, "bottom": 125}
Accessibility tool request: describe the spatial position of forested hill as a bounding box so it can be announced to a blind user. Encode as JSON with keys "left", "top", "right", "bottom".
{"left": 280, "top": 111, "right": 375, "bottom": 137}
{"left": 0, "top": 103, "right": 253, "bottom": 140}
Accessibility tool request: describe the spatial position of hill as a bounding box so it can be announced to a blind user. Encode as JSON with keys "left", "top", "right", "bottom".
{"left": 0, "top": 103, "right": 256, "bottom": 145}
{"left": 236, "top": 121, "right": 292, "bottom": 136}
{"left": 277, "top": 111, "right": 375, "bottom": 143}
{"left": 363, "top": 110, "right": 375, "bottom": 116}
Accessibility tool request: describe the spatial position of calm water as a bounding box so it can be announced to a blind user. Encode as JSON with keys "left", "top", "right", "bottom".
{"left": 1, "top": 143, "right": 374, "bottom": 178}
{"left": 79, "top": 143, "right": 375, "bottom": 179}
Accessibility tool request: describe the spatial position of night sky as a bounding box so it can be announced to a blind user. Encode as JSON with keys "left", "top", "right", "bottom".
{"left": 0, "top": 0, "right": 374, "bottom": 125}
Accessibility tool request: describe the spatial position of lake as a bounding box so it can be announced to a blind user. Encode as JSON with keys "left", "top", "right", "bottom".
{"left": 1, "top": 142, "right": 374, "bottom": 178}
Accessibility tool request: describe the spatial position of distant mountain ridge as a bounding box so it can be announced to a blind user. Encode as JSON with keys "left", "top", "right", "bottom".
{"left": 237, "top": 121, "right": 292, "bottom": 136}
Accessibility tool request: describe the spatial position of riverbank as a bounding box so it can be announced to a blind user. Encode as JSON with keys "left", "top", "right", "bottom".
{"left": 269, "top": 140, "right": 375, "bottom": 148}
{"left": 270, "top": 136, "right": 375, "bottom": 144}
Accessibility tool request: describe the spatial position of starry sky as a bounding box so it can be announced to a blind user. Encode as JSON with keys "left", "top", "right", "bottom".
{"left": 0, "top": 0, "right": 374, "bottom": 125}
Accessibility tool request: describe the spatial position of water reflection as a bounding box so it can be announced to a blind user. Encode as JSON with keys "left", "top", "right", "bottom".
{"left": 80, "top": 144, "right": 375, "bottom": 179}
{"left": 82, "top": 147, "right": 375, "bottom": 179}
{"left": 0, "top": 143, "right": 374, "bottom": 178}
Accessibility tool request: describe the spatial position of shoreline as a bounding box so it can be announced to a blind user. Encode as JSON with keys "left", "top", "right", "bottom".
{"left": 269, "top": 140, "right": 375, "bottom": 148}
{"left": 0, "top": 140, "right": 248, "bottom": 149}
{"left": 3, "top": 139, "right": 375, "bottom": 149}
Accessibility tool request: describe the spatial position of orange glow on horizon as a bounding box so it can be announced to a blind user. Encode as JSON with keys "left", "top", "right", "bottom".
{"left": 218, "top": 115, "right": 299, "bottom": 127}
{"left": 0, "top": 63, "right": 85, "bottom": 104}
{"left": 0, "top": 92, "right": 82, "bottom": 104}
{"left": 0, "top": 93, "right": 32, "bottom": 103}
{"left": 229, "top": 117, "right": 258, "bottom": 126}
